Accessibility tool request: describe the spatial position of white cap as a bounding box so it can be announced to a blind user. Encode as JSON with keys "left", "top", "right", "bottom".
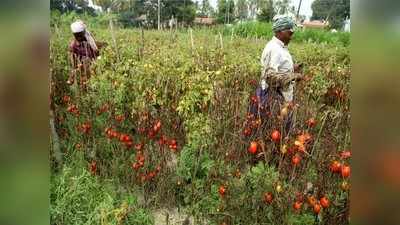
{"left": 71, "top": 20, "right": 86, "bottom": 33}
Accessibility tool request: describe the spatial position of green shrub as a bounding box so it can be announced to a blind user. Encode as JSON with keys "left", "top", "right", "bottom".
{"left": 50, "top": 167, "right": 154, "bottom": 225}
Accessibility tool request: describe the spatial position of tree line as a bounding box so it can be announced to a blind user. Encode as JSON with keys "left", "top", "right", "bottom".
{"left": 51, "top": 0, "right": 350, "bottom": 29}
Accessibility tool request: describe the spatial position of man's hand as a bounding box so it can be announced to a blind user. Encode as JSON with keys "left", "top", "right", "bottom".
{"left": 294, "top": 63, "right": 303, "bottom": 73}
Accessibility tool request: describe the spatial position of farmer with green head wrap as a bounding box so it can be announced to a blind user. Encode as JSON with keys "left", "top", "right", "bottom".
{"left": 252, "top": 15, "right": 305, "bottom": 134}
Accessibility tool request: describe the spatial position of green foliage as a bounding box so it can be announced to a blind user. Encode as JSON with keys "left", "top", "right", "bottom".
{"left": 50, "top": 167, "right": 154, "bottom": 225}
{"left": 311, "top": 0, "right": 350, "bottom": 29}
{"left": 217, "top": 0, "right": 235, "bottom": 24}
{"left": 50, "top": 19, "right": 350, "bottom": 224}
{"left": 257, "top": 0, "right": 275, "bottom": 22}
{"left": 287, "top": 213, "right": 316, "bottom": 225}
{"left": 199, "top": 0, "right": 214, "bottom": 17}
{"left": 219, "top": 21, "right": 350, "bottom": 46}
{"left": 51, "top": 0, "right": 96, "bottom": 15}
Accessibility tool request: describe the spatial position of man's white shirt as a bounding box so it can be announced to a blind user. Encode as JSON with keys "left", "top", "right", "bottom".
{"left": 260, "top": 36, "right": 295, "bottom": 102}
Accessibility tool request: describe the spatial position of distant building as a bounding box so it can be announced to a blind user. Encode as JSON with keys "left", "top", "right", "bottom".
{"left": 301, "top": 20, "right": 329, "bottom": 29}
{"left": 194, "top": 17, "right": 216, "bottom": 26}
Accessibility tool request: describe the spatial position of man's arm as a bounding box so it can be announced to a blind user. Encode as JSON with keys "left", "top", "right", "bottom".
{"left": 261, "top": 68, "right": 303, "bottom": 88}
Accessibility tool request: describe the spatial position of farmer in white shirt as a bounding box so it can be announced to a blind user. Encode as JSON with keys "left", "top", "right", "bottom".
{"left": 257, "top": 16, "right": 304, "bottom": 133}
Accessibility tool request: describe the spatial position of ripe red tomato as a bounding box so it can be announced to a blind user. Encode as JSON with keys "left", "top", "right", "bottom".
{"left": 115, "top": 114, "right": 125, "bottom": 122}
{"left": 170, "top": 139, "right": 177, "bottom": 145}
{"left": 153, "top": 120, "right": 162, "bottom": 132}
{"left": 292, "top": 155, "right": 301, "bottom": 166}
{"left": 307, "top": 196, "right": 317, "bottom": 206}
{"left": 243, "top": 128, "right": 251, "bottom": 136}
{"left": 62, "top": 95, "right": 71, "bottom": 103}
{"left": 263, "top": 192, "right": 273, "bottom": 204}
{"left": 135, "top": 143, "right": 143, "bottom": 151}
{"left": 313, "top": 204, "right": 321, "bottom": 214}
{"left": 132, "top": 162, "right": 140, "bottom": 170}
{"left": 148, "top": 130, "right": 156, "bottom": 138}
{"left": 293, "top": 201, "right": 302, "bottom": 211}
{"left": 219, "top": 185, "right": 226, "bottom": 197}
{"left": 306, "top": 118, "right": 316, "bottom": 127}
{"left": 248, "top": 141, "right": 258, "bottom": 154}
{"left": 248, "top": 79, "right": 257, "bottom": 86}
{"left": 271, "top": 130, "right": 281, "bottom": 143}
{"left": 89, "top": 161, "right": 97, "bottom": 175}
{"left": 251, "top": 95, "right": 258, "bottom": 104}
{"left": 329, "top": 161, "right": 342, "bottom": 173}
{"left": 320, "top": 196, "right": 330, "bottom": 208}
{"left": 341, "top": 165, "right": 350, "bottom": 178}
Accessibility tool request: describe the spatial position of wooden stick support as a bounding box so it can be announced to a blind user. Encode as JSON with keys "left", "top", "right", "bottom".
{"left": 219, "top": 32, "right": 223, "bottom": 50}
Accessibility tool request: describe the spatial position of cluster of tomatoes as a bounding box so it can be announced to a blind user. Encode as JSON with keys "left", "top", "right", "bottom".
{"left": 77, "top": 121, "right": 92, "bottom": 134}
{"left": 105, "top": 127, "right": 134, "bottom": 148}
{"left": 247, "top": 126, "right": 314, "bottom": 168}
{"left": 291, "top": 192, "right": 330, "bottom": 214}
{"left": 329, "top": 150, "right": 351, "bottom": 178}
{"left": 131, "top": 149, "right": 162, "bottom": 182}
{"left": 66, "top": 104, "right": 80, "bottom": 116}
{"left": 243, "top": 113, "right": 264, "bottom": 137}
{"left": 63, "top": 95, "right": 80, "bottom": 116}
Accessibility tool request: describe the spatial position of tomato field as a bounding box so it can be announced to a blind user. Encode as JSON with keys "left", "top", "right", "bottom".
{"left": 50, "top": 19, "right": 350, "bottom": 225}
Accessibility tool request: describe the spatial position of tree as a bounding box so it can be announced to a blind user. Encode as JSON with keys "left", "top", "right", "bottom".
{"left": 200, "top": 0, "right": 213, "bottom": 17}
{"left": 217, "top": 0, "right": 235, "bottom": 24}
{"left": 236, "top": 0, "right": 249, "bottom": 20}
{"left": 257, "top": 0, "right": 275, "bottom": 22}
{"left": 311, "top": 0, "right": 350, "bottom": 29}
{"left": 50, "top": 0, "right": 95, "bottom": 14}
{"left": 275, "top": 0, "right": 291, "bottom": 15}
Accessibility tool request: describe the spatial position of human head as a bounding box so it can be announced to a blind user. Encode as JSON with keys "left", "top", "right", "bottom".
{"left": 71, "top": 20, "right": 87, "bottom": 42}
{"left": 272, "top": 16, "right": 296, "bottom": 45}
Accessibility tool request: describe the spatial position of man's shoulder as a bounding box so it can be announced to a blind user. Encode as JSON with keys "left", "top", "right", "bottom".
{"left": 263, "top": 39, "right": 280, "bottom": 53}
{"left": 69, "top": 40, "right": 78, "bottom": 50}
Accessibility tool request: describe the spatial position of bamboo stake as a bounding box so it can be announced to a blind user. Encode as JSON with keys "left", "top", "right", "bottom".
{"left": 219, "top": 32, "right": 223, "bottom": 50}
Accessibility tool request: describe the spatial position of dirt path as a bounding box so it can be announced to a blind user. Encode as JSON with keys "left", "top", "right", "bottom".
{"left": 153, "top": 208, "right": 192, "bottom": 225}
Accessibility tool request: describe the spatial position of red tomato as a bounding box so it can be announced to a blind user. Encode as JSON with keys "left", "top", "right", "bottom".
{"left": 219, "top": 185, "right": 226, "bottom": 197}
{"left": 313, "top": 204, "right": 321, "bottom": 214}
{"left": 271, "top": 130, "right": 281, "bottom": 143}
{"left": 329, "top": 161, "right": 342, "bottom": 173}
{"left": 89, "top": 161, "right": 97, "bottom": 175}
{"left": 341, "top": 165, "right": 350, "bottom": 178}
{"left": 62, "top": 95, "right": 71, "bottom": 103}
{"left": 251, "top": 95, "right": 258, "bottom": 104}
{"left": 307, "top": 196, "right": 317, "bottom": 206}
{"left": 306, "top": 118, "right": 316, "bottom": 127}
{"left": 293, "top": 201, "right": 302, "bottom": 211}
{"left": 243, "top": 127, "right": 251, "bottom": 136}
{"left": 153, "top": 120, "right": 162, "bottom": 132}
{"left": 132, "top": 162, "right": 140, "bottom": 170}
{"left": 263, "top": 192, "right": 273, "bottom": 204}
{"left": 115, "top": 114, "right": 125, "bottom": 122}
{"left": 248, "top": 141, "right": 258, "bottom": 154}
{"left": 320, "top": 196, "right": 330, "bottom": 208}
{"left": 292, "top": 155, "right": 301, "bottom": 166}
{"left": 135, "top": 143, "right": 143, "bottom": 151}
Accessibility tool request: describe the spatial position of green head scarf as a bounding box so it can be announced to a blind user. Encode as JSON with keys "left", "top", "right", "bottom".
{"left": 272, "top": 16, "right": 296, "bottom": 32}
